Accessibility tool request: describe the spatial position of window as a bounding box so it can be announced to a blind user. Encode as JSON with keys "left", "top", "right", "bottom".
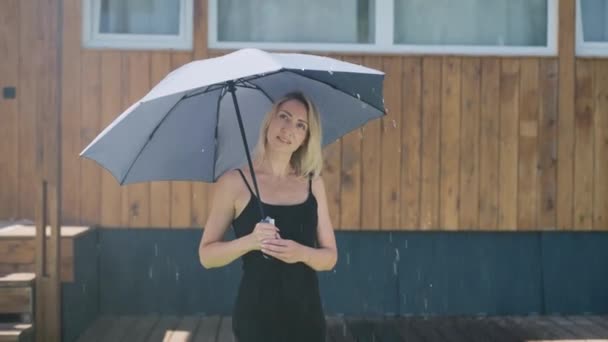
{"left": 209, "top": 0, "right": 557, "bottom": 56}
{"left": 576, "top": 0, "right": 608, "bottom": 56}
{"left": 83, "top": 0, "right": 193, "bottom": 50}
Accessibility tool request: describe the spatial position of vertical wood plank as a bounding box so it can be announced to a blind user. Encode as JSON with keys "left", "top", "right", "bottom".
{"left": 420, "top": 57, "right": 442, "bottom": 230}
{"left": 100, "top": 51, "right": 124, "bottom": 227}
{"left": 573, "top": 60, "right": 594, "bottom": 230}
{"left": 149, "top": 53, "right": 173, "bottom": 228}
{"left": 459, "top": 58, "right": 481, "bottom": 229}
{"left": 193, "top": 0, "right": 208, "bottom": 60}
{"left": 124, "top": 52, "right": 151, "bottom": 228}
{"left": 557, "top": 0, "right": 576, "bottom": 229}
{"left": 401, "top": 57, "right": 422, "bottom": 229}
{"left": 479, "top": 58, "right": 501, "bottom": 230}
{"left": 79, "top": 51, "right": 102, "bottom": 225}
{"left": 18, "top": 0, "right": 40, "bottom": 221}
{"left": 360, "top": 56, "right": 382, "bottom": 229}
{"left": 439, "top": 57, "right": 461, "bottom": 230}
{"left": 323, "top": 138, "right": 342, "bottom": 230}
{"left": 59, "top": 0, "right": 81, "bottom": 225}
{"left": 170, "top": 53, "right": 193, "bottom": 228}
{"left": 538, "top": 59, "right": 558, "bottom": 229}
{"left": 517, "top": 59, "right": 539, "bottom": 230}
{"left": 380, "top": 57, "right": 403, "bottom": 230}
{"left": 0, "top": 0, "right": 20, "bottom": 220}
{"left": 498, "top": 59, "right": 520, "bottom": 230}
{"left": 594, "top": 60, "right": 608, "bottom": 230}
{"left": 339, "top": 56, "right": 362, "bottom": 230}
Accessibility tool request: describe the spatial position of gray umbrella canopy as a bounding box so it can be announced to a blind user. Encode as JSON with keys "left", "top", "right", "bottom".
{"left": 80, "top": 48, "right": 385, "bottom": 185}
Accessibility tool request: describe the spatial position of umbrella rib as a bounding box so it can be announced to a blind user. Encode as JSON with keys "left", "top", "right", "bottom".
{"left": 211, "top": 86, "right": 227, "bottom": 181}
{"left": 284, "top": 69, "right": 386, "bottom": 114}
{"left": 237, "top": 81, "right": 274, "bottom": 103}
{"left": 119, "top": 94, "right": 186, "bottom": 185}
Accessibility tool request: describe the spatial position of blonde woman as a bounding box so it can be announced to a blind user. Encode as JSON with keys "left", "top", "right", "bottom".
{"left": 199, "top": 92, "right": 337, "bottom": 342}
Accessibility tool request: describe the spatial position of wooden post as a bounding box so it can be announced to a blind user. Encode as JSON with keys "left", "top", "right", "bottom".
{"left": 35, "top": 0, "right": 63, "bottom": 341}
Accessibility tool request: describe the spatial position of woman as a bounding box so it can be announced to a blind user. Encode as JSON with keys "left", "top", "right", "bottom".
{"left": 198, "top": 92, "right": 337, "bottom": 342}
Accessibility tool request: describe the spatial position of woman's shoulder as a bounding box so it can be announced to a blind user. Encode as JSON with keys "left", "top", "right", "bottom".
{"left": 215, "top": 169, "right": 246, "bottom": 194}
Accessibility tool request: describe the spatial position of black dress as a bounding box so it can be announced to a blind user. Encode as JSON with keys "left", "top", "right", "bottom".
{"left": 231, "top": 169, "right": 326, "bottom": 342}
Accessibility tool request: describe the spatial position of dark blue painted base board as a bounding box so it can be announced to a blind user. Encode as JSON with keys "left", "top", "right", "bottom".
{"left": 63, "top": 229, "right": 608, "bottom": 324}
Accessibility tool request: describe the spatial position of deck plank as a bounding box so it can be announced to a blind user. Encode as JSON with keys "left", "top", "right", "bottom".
{"left": 100, "top": 316, "right": 137, "bottom": 342}
{"left": 168, "top": 316, "right": 203, "bottom": 342}
{"left": 568, "top": 316, "right": 608, "bottom": 337}
{"left": 191, "top": 315, "right": 221, "bottom": 342}
{"left": 119, "top": 315, "right": 160, "bottom": 342}
{"left": 390, "top": 317, "right": 426, "bottom": 342}
{"left": 76, "top": 316, "right": 115, "bottom": 342}
{"left": 326, "top": 316, "right": 356, "bottom": 342}
{"left": 216, "top": 317, "right": 234, "bottom": 342}
{"left": 146, "top": 315, "right": 180, "bottom": 341}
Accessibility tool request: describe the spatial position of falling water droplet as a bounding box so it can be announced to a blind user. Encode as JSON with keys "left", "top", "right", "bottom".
{"left": 149, "top": 266, "right": 154, "bottom": 279}
{"left": 328, "top": 70, "right": 334, "bottom": 75}
{"left": 155, "top": 244, "right": 158, "bottom": 257}
{"left": 405, "top": 240, "right": 408, "bottom": 249}
{"left": 82, "top": 284, "right": 87, "bottom": 294}
{"left": 429, "top": 283, "right": 433, "bottom": 288}
{"left": 176, "top": 269, "right": 180, "bottom": 282}
{"left": 424, "top": 298, "right": 428, "bottom": 310}
{"left": 201, "top": 148, "right": 205, "bottom": 153}
{"left": 342, "top": 323, "right": 347, "bottom": 336}
{"left": 392, "top": 120, "right": 397, "bottom": 128}
{"left": 346, "top": 252, "right": 351, "bottom": 265}
{"left": 393, "top": 262, "right": 398, "bottom": 275}
{"left": 395, "top": 248, "right": 400, "bottom": 261}
{"left": 358, "top": 130, "right": 364, "bottom": 139}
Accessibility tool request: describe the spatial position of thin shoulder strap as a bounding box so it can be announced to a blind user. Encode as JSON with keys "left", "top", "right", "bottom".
{"left": 308, "top": 174, "right": 313, "bottom": 194}
{"left": 236, "top": 169, "right": 255, "bottom": 196}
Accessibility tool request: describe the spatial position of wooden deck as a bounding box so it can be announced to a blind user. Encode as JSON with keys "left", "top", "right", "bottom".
{"left": 75, "top": 315, "right": 608, "bottom": 342}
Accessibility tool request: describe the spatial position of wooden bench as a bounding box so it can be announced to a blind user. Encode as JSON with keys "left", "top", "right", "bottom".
{"left": 0, "top": 224, "right": 92, "bottom": 282}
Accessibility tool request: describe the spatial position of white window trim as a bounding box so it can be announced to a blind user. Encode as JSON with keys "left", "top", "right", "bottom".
{"left": 576, "top": 0, "right": 608, "bottom": 56}
{"left": 208, "top": 0, "right": 558, "bottom": 56}
{"left": 82, "top": 0, "right": 193, "bottom": 51}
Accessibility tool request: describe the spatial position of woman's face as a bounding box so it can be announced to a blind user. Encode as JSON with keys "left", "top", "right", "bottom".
{"left": 266, "top": 99, "right": 309, "bottom": 154}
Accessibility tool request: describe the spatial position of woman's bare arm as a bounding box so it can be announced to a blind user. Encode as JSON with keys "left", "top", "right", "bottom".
{"left": 198, "top": 171, "right": 252, "bottom": 268}
{"left": 301, "top": 176, "right": 338, "bottom": 271}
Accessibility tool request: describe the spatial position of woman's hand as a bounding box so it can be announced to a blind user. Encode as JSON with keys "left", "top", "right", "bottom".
{"left": 247, "top": 222, "right": 281, "bottom": 251}
{"left": 261, "top": 239, "right": 308, "bottom": 264}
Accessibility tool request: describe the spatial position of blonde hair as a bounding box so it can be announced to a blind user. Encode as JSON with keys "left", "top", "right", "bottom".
{"left": 254, "top": 92, "right": 323, "bottom": 178}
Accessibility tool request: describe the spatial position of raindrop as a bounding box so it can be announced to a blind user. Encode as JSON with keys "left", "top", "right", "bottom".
{"left": 393, "top": 262, "right": 398, "bottom": 275}
{"left": 154, "top": 244, "right": 158, "bottom": 257}
{"left": 301, "top": 68, "right": 306, "bottom": 71}
{"left": 395, "top": 248, "right": 400, "bottom": 261}
{"left": 149, "top": 266, "right": 154, "bottom": 279}
{"left": 361, "top": 103, "right": 368, "bottom": 109}
{"left": 356, "top": 93, "right": 361, "bottom": 100}
{"left": 429, "top": 283, "right": 433, "bottom": 288}
{"left": 333, "top": 269, "right": 337, "bottom": 274}
{"left": 328, "top": 70, "right": 334, "bottom": 75}
{"left": 424, "top": 298, "right": 428, "bottom": 310}
{"left": 176, "top": 269, "right": 180, "bottom": 282}
{"left": 385, "top": 107, "right": 389, "bottom": 113}
{"left": 358, "top": 130, "right": 364, "bottom": 139}
{"left": 346, "top": 252, "right": 351, "bottom": 265}
{"left": 342, "top": 324, "right": 347, "bottom": 336}
{"left": 82, "top": 283, "right": 87, "bottom": 294}
{"left": 392, "top": 120, "right": 397, "bottom": 128}
{"left": 201, "top": 148, "right": 205, "bottom": 153}
{"left": 389, "top": 233, "right": 393, "bottom": 243}
{"left": 405, "top": 240, "right": 408, "bottom": 249}
{"left": 417, "top": 269, "right": 421, "bottom": 281}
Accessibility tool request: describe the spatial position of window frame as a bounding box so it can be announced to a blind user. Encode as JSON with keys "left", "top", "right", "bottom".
{"left": 82, "top": 0, "right": 194, "bottom": 51}
{"left": 576, "top": 0, "right": 608, "bottom": 56}
{"left": 208, "top": 0, "right": 558, "bottom": 56}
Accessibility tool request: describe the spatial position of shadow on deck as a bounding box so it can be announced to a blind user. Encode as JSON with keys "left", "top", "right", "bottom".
{"left": 76, "top": 314, "right": 608, "bottom": 342}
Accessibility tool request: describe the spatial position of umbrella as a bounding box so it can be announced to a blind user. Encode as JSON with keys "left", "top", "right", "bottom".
{"left": 80, "top": 48, "right": 385, "bottom": 219}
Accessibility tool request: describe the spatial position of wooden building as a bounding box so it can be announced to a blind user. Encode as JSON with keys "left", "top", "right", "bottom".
{"left": 0, "top": 0, "right": 607, "bottom": 341}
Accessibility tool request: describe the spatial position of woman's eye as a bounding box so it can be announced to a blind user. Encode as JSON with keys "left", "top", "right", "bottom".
{"left": 297, "top": 123, "right": 307, "bottom": 130}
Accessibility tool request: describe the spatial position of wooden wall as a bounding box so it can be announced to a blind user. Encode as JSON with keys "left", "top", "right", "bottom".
{"left": 1, "top": 0, "right": 606, "bottom": 231}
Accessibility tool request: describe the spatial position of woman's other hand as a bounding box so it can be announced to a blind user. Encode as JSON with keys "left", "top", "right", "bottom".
{"left": 261, "top": 239, "right": 307, "bottom": 264}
